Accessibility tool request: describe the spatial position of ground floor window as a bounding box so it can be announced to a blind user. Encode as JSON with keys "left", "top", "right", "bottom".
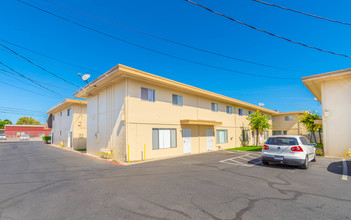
{"left": 216, "top": 130, "right": 228, "bottom": 144}
{"left": 152, "top": 129, "right": 177, "bottom": 149}
{"left": 273, "top": 130, "right": 282, "bottom": 135}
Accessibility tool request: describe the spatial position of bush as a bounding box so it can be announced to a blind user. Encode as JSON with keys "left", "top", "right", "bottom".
{"left": 42, "top": 136, "right": 51, "bottom": 144}
{"left": 316, "top": 149, "right": 324, "bottom": 156}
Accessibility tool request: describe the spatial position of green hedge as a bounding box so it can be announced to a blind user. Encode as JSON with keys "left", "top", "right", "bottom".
{"left": 42, "top": 136, "right": 51, "bottom": 144}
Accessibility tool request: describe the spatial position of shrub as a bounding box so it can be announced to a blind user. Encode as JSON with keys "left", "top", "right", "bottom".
{"left": 42, "top": 136, "right": 51, "bottom": 144}
{"left": 316, "top": 149, "right": 324, "bottom": 156}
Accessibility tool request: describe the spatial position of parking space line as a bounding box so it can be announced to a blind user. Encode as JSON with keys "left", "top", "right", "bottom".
{"left": 342, "top": 159, "right": 348, "bottom": 181}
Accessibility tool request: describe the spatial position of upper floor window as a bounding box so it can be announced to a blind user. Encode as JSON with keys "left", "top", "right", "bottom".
{"left": 52, "top": 115, "right": 55, "bottom": 121}
{"left": 141, "top": 87, "right": 155, "bottom": 102}
{"left": 248, "top": 110, "right": 253, "bottom": 115}
{"left": 67, "top": 108, "right": 71, "bottom": 116}
{"left": 238, "top": 108, "right": 243, "bottom": 116}
{"left": 211, "top": 103, "right": 218, "bottom": 112}
{"left": 60, "top": 112, "right": 62, "bottom": 116}
{"left": 226, "top": 106, "right": 232, "bottom": 114}
{"left": 285, "top": 116, "right": 293, "bottom": 121}
{"left": 172, "top": 94, "right": 183, "bottom": 106}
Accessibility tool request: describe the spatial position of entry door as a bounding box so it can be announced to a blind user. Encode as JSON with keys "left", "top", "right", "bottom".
{"left": 206, "top": 129, "right": 214, "bottom": 151}
{"left": 183, "top": 128, "right": 191, "bottom": 153}
{"left": 67, "top": 131, "right": 73, "bottom": 148}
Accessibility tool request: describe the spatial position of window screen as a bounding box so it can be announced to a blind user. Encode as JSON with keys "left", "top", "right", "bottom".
{"left": 152, "top": 129, "right": 177, "bottom": 149}
{"left": 172, "top": 94, "right": 183, "bottom": 106}
{"left": 238, "top": 109, "right": 243, "bottom": 116}
{"left": 216, "top": 130, "right": 228, "bottom": 144}
{"left": 211, "top": 103, "right": 218, "bottom": 112}
{"left": 226, "top": 106, "right": 232, "bottom": 114}
{"left": 141, "top": 87, "right": 155, "bottom": 102}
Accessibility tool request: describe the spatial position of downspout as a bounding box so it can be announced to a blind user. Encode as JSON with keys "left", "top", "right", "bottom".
{"left": 125, "top": 77, "right": 129, "bottom": 162}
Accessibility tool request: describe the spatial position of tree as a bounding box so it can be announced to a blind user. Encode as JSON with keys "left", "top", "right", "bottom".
{"left": 16, "top": 117, "right": 41, "bottom": 125}
{"left": 246, "top": 110, "right": 272, "bottom": 147}
{"left": 299, "top": 111, "right": 321, "bottom": 143}
{"left": 0, "top": 119, "right": 12, "bottom": 129}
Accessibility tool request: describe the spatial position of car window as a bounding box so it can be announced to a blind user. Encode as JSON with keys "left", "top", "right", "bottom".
{"left": 299, "top": 137, "right": 307, "bottom": 145}
{"left": 266, "top": 137, "right": 298, "bottom": 145}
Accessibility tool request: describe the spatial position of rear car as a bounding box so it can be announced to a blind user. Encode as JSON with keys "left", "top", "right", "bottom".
{"left": 0, "top": 134, "right": 6, "bottom": 140}
{"left": 19, "top": 134, "right": 30, "bottom": 141}
{"left": 262, "top": 135, "right": 316, "bottom": 169}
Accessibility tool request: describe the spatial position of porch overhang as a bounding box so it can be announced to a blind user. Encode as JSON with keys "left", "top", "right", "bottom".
{"left": 180, "top": 119, "right": 222, "bottom": 126}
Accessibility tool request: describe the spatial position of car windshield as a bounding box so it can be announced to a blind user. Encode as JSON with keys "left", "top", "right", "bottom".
{"left": 266, "top": 137, "right": 298, "bottom": 145}
{"left": 0, "top": 134, "right": 5, "bottom": 136}
{"left": 21, "top": 135, "right": 29, "bottom": 137}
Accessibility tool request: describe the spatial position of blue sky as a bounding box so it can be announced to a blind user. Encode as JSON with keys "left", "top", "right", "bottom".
{"left": 1, "top": 0, "right": 350, "bottom": 123}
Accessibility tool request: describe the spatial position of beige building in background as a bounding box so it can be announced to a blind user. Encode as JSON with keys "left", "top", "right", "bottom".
{"left": 303, "top": 69, "right": 351, "bottom": 157}
{"left": 74, "top": 64, "right": 277, "bottom": 162}
{"left": 272, "top": 111, "right": 308, "bottom": 136}
{"left": 47, "top": 99, "right": 87, "bottom": 150}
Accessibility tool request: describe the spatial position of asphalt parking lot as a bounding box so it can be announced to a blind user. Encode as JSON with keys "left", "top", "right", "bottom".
{"left": 0, "top": 142, "right": 350, "bottom": 220}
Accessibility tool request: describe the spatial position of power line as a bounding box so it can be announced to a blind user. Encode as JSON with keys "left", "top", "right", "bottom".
{"left": 0, "top": 106, "right": 44, "bottom": 114}
{"left": 17, "top": 0, "right": 297, "bottom": 80}
{"left": 38, "top": 0, "right": 312, "bottom": 74}
{"left": 185, "top": 0, "right": 351, "bottom": 58}
{"left": 251, "top": 0, "right": 351, "bottom": 26}
{"left": 0, "top": 79, "right": 60, "bottom": 99}
{"left": 0, "top": 60, "right": 66, "bottom": 97}
{"left": 0, "top": 42, "right": 81, "bottom": 87}
{"left": 0, "top": 38, "right": 101, "bottom": 74}
{"left": 0, "top": 110, "right": 45, "bottom": 117}
{"left": 0, "top": 68, "right": 76, "bottom": 91}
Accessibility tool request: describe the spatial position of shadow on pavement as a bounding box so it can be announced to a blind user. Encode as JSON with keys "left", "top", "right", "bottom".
{"left": 327, "top": 160, "right": 350, "bottom": 177}
{"left": 247, "top": 158, "right": 297, "bottom": 170}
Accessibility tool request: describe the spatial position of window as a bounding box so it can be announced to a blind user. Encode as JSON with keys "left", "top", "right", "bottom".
{"left": 216, "top": 130, "right": 228, "bottom": 144}
{"left": 248, "top": 110, "right": 252, "bottom": 115}
{"left": 172, "top": 94, "right": 183, "bottom": 106}
{"left": 300, "top": 137, "right": 311, "bottom": 145}
{"left": 211, "top": 103, "right": 218, "bottom": 112}
{"left": 52, "top": 115, "right": 55, "bottom": 121}
{"left": 238, "top": 108, "right": 243, "bottom": 116}
{"left": 152, "top": 129, "right": 177, "bottom": 149}
{"left": 266, "top": 137, "right": 298, "bottom": 145}
{"left": 60, "top": 130, "right": 62, "bottom": 135}
{"left": 285, "top": 116, "right": 293, "bottom": 121}
{"left": 60, "top": 112, "right": 62, "bottom": 116}
{"left": 283, "top": 130, "right": 287, "bottom": 135}
{"left": 141, "top": 87, "right": 155, "bottom": 102}
{"left": 272, "top": 117, "right": 274, "bottom": 122}
{"left": 226, "top": 106, "right": 232, "bottom": 114}
{"left": 67, "top": 108, "right": 71, "bottom": 116}
{"left": 264, "top": 131, "right": 269, "bottom": 139}
{"left": 242, "top": 130, "right": 250, "bottom": 142}
{"left": 273, "top": 130, "right": 282, "bottom": 135}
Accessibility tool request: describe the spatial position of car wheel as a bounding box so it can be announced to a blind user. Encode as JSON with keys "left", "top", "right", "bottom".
{"left": 312, "top": 152, "right": 316, "bottom": 162}
{"left": 262, "top": 159, "right": 269, "bottom": 165}
{"left": 299, "top": 156, "right": 309, "bottom": 169}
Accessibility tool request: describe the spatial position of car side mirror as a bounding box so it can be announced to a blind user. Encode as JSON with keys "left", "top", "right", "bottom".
{"left": 312, "top": 143, "right": 317, "bottom": 146}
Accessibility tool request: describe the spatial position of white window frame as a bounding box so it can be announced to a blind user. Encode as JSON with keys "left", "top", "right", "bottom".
{"left": 216, "top": 130, "right": 228, "bottom": 144}
{"left": 152, "top": 128, "right": 177, "bottom": 150}
{"left": 141, "top": 87, "right": 155, "bottom": 102}
{"left": 211, "top": 103, "right": 218, "bottom": 112}
{"left": 172, "top": 94, "right": 183, "bottom": 106}
{"left": 226, "top": 106, "right": 232, "bottom": 114}
{"left": 285, "top": 116, "right": 293, "bottom": 121}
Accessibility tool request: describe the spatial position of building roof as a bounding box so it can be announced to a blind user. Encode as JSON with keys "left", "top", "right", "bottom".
{"left": 274, "top": 111, "right": 307, "bottom": 116}
{"left": 46, "top": 98, "right": 87, "bottom": 114}
{"left": 302, "top": 68, "right": 351, "bottom": 102}
{"left": 74, "top": 64, "right": 278, "bottom": 115}
{"left": 5, "top": 124, "right": 45, "bottom": 127}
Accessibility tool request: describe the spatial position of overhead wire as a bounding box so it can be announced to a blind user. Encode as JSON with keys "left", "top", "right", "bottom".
{"left": 16, "top": 0, "right": 297, "bottom": 80}
{"left": 38, "top": 0, "right": 312, "bottom": 74}
{"left": 0, "top": 42, "right": 81, "bottom": 87}
{"left": 0, "top": 60, "right": 66, "bottom": 97}
{"left": 250, "top": 0, "right": 351, "bottom": 26}
{"left": 184, "top": 0, "right": 351, "bottom": 58}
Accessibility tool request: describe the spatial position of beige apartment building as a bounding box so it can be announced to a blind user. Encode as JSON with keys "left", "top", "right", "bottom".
{"left": 47, "top": 99, "right": 87, "bottom": 150}
{"left": 272, "top": 111, "right": 308, "bottom": 136}
{"left": 303, "top": 69, "right": 351, "bottom": 157}
{"left": 74, "top": 64, "right": 277, "bottom": 162}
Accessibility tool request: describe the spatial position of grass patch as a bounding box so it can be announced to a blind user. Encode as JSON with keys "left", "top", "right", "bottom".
{"left": 75, "top": 148, "right": 86, "bottom": 152}
{"left": 227, "top": 145, "right": 263, "bottom": 152}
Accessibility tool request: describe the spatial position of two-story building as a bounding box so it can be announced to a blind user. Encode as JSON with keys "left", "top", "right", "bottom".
{"left": 47, "top": 99, "right": 87, "bottom": 150}
{"left": 74, "top": 64, "right": 277, "bottom": 162}
{"left": 272, "top": 111, "right": 308, "bottom": 136}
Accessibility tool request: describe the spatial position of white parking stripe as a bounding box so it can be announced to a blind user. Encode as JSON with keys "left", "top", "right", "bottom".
{"left": 220, "top": 153, "right": 262, "bottom": 167}
{"left": 342, "top": 159, "right": 348, "bottom": 181}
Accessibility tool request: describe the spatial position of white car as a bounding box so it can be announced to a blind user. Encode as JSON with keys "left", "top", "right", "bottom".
{"left": 262, "top": 135, "right": 316, "bottom": 169}
{"left": 19, "top": 134, "right": 30, "bottom": 141}
{"left": 0, "top": 134, "right": 6, "bottom": 140}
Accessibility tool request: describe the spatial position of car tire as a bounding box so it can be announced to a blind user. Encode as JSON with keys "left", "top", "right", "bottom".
{"left": 300, "top": 156, "right": 309, "bottom": 169}
{"left": 262, "top": 159, "right": 269, "bottom": 165}
{"left": 312, "top": 152, "right": 316, "bottom": 162}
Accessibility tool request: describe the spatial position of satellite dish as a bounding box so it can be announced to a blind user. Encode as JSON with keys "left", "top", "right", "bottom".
{"left": 82, "top": 74, "right": 90, "bottom": 82}
{"left": 78, "top": 73, "right": 90, "bottom": 84}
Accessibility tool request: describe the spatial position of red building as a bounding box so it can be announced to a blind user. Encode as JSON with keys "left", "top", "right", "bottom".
{"left": 4, "top": 125, "right": 51, "bottom": 138}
